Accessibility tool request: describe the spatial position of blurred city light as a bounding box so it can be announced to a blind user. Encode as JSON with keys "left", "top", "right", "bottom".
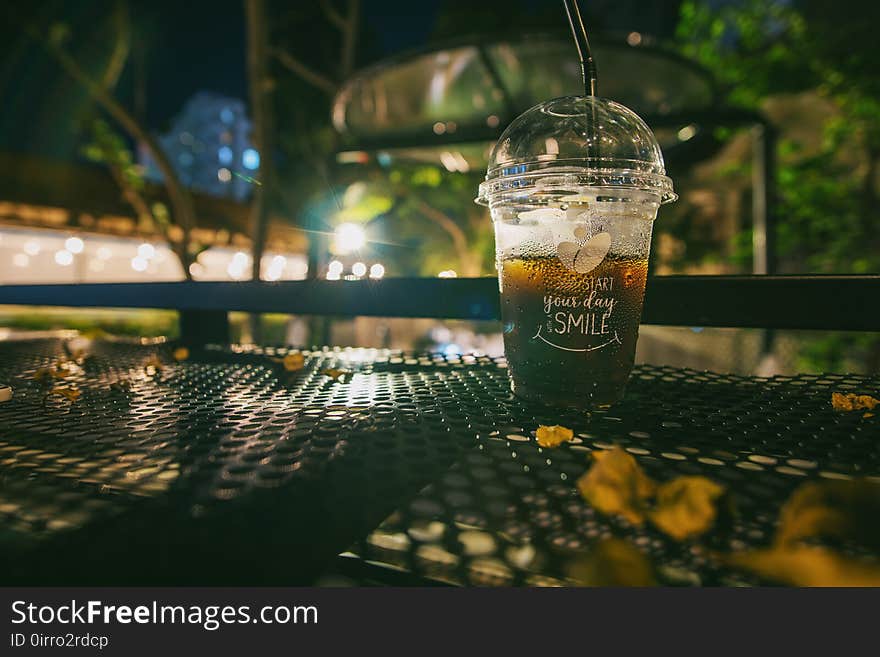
{"left": 328, "top": 260, "right": 344, "bottom": 276}
{"left": 677, "top": 124, "right": 697, "bottom": 141}
{"left": 23, "top": 240, "right": 41, "bottom": 256}
{"left": 227, "top": 251, "right": 249, "bottom": 279}
{"left": 351, "top": 262, "right": 367, "bottom": 277}
{"left": 64, "top": 237, "right": 84, "bottom": 254}
{"left": 438, "top": 269, "right": 457, "bottom": 278}
{"left": 242, "top": 148, "right": 260, "bottom": 170}
{"left": 13, "top": 254, "right": 28, "bottom": 267}
{"left": 265, "top": 254, "right": 286, "bottom": 281}
{"left": 137, "top": 243, "right": 156, "bottom": 259}
{"left": 369, "top": 263, "right": 385, "bottom": 279}
{"left": 334, "top": 223, "right": 366, "bottom": 254}
{"left": 55, "top": 250, "right": 73, "bottom": 266}
{"left": 131, "top": 256, "right": 148, "bottom": 272}
{"left": 217, "top": 168, "right": 232, "bottom": 183}
{"left": 96, "top": 246, "right": 113, "bottom": 260}
{"left": 218, "top": 146, "right": 234, "bottom": 164}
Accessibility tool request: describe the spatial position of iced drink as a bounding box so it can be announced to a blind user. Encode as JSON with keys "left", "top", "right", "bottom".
{"left": 477, "top": 96, "right": 675, "bottom": 408}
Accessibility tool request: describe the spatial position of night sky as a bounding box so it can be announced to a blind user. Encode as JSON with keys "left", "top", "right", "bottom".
{"left": 0, "top": 0, "right": 680, "bottom": 158}
{"left": 138, "top": 0, "right": 445, "bottom": 130}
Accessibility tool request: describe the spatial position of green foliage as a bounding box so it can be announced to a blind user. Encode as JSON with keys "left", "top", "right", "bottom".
{"left": 677, "top": 0, "right": 811, "bottom": 107}
{"left": 675, "top": 0, "right": 880, "bottom": 372}
{"left": 332, "top": 163, "right": 494, "bottom": 277}
{"left": 676, "top": 0, "right": 880, "bottom": 274}
{"left": 82, "top": 118, "right": 146, "bottom": 193}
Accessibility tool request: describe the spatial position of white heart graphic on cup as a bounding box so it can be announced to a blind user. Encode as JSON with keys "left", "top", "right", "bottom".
{"left": 557, "top": 231, "right": 611, "bottom": 274}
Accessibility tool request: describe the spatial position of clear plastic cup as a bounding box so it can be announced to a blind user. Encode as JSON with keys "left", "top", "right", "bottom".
{"left": 477, "top": 96, "right": 676, "bottom": 408}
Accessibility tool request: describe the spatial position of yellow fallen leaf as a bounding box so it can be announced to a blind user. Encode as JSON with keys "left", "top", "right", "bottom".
{"left": 832, "top": 392, "right": 879, "bottom": 412}
{"left": 576, "top": 446, "right": 656, "bottom": 525}
{"left": 33, "top": 364, "right": 71, "bottom": 384}
{"left": 535, "top": 425, "right": 574, "bottom": 448}
{"left": 775, "top": 479, "right": 880, "bottom": 551}
{"left": 282, "top": 352, "right": 305, "bottom": 372}
{"left": 566, "top": 538, "right": 657, "bottom": 586}
{"left": 322, "top": 368, "right": 351, "bottom": 382}
{"left": 173, "top": 347, "right": 190, "bottom": 362}
{"left": 724, "top": 545, "right": 880, "bottom": 587}
{"left": 49, "top": 387, "right": 81, "bottom": 403}
{"left": 649, "top": 476, "right": 726, "bottom": 541}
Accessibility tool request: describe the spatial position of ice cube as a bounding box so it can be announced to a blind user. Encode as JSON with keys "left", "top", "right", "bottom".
{"left": 518, "top": 208, "right": 564, "bottom": 223}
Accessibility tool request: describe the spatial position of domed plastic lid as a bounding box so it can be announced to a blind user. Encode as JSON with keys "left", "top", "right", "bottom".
{"left": 476, "top": 95, "right": 676, "bottom": 205}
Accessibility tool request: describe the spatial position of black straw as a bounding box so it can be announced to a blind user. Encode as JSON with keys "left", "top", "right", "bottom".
{"left": 563, "top": 0, "right": 600, "bottom": 164}
{"left": 563, "top": 0, "right": 598, "bottom": 97}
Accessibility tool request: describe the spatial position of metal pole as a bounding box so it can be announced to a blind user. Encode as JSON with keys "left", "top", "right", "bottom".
{"left": 752, "top": 123, "right": 777, "bottom": 358}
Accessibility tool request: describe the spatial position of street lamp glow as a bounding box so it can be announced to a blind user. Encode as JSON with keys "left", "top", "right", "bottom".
{"left": 65, "top": 237, "right": 84, "bottom": 254}
{"left": 351, "top": 261, "right": 367, "bottom": 277}
{"left": 369, "top": 263, "right": 385, "bottom": 279}
{"left": 334, "top": 223, "right": 366, "bottom": 254}
{"left": 328, "top": 260, "right": 344, "bottom": 275}
{"left": 438, "top": 269, "right": 457, "bottom": 278}
{"left": 55, "top": 250, "right": 73, "bottom": 266}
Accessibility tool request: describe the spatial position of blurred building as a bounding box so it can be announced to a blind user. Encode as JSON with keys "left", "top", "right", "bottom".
{"left": 142, "top": 91, "right": 259, "bottom": 202}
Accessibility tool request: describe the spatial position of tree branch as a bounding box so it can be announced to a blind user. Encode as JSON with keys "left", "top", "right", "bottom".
{"left": 340, "top": 0, "right": 360, "bottom": 79}
{"left": 414, "top": 199, "right": 480, "bottom": 276}
{"left": 246, "top": 0, "right": 275, "bottom": 285}
{"left": 101, "top": 1, "right": 130, "bottom": 91}
{"left": 22, "top": 21, "right": 198, "bottom": 279}
{"left": 271, "top": 47, "right": 337, "bottom": 95}
{"left": 320, "top": 0, "right": 347, "bottom": 30}
{"left": 106, "top": 163, "right": 151, "bottom": 225}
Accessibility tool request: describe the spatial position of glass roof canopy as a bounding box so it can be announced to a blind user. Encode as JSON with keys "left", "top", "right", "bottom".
{"left": 331, "top": 34, "right": 740, "bottom": 169}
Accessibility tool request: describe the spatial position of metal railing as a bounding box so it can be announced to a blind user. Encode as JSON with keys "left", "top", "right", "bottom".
{"left": 1, "top": 275, "right": 876, "bottom": 343}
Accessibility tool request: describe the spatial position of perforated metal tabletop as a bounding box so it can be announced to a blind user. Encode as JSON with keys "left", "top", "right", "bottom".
{"left": 1, "top": 338, "right": 877, "bottom": 585}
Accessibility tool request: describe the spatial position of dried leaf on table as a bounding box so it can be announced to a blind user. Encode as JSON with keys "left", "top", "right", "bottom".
{"left": 173, "top": 347, "right": 190, "bottom": 362}
{"left": 775, "top": 479, "right": 880, "bottom": 551}
{"left": 724, "top": 546, "right": 880, "bottom": 587}
{"left": 576, "top": 446, "right": 656, "bottom": 525}
{"left": 535, "top": 424, "right": 574, "bottom": 448}
{"left": 566, "top": 538, "right": 657, "bottom": 586}
{"left": 831, "top": 392, "right": 879, "bottom": 412}
{"left": 281, "top": 352, "right": 305, "bottom": 372}
{"left": 322, "top": 368, "right": 352, "bottom": 383}
{"left": 48, "top": 387, "right": 81, "bottom": 403}
{"left": 649, "top": 476, "right": 728, "bottom": 541}
{"left": 33, "top": 364, "right": 71, "bottom": 384}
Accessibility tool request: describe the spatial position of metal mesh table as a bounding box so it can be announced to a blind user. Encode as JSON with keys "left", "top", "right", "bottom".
{"left": 0, "top": 338, "right": 877, "bottom": 585}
